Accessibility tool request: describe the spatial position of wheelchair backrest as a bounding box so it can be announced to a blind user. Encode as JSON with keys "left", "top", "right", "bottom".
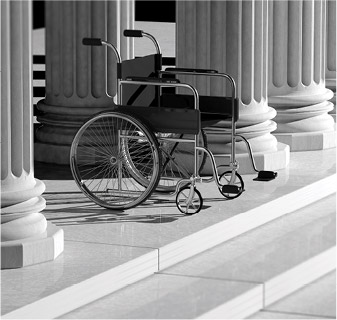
{"left": 121, "top": 54, "right": 162, "bottom": 107}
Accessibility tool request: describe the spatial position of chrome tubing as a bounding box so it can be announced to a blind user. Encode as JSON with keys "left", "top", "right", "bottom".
{"left": 142, "top": 31, "right": 162, "bottom": 55}
{"left": 160, "top": 70, "right": 237, "bottom": 165}
{"left": 235, "top": 134, "right": 259, "bottom": 173}
{"left": 101, "top": 40, "right": 122, "bottom": 64}
{"left": 119, "top": 79, "right": 200, "bottom": 111}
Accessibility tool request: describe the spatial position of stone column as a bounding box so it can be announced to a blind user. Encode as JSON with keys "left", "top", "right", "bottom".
{"left": 326, "top": 0, "right": 336, "bottom": 120}
{"left": 268, "top": 0, "right": 335, "bottom": 151}
{"left": 1, "top": 0, "right": 63, "bottom": 269}
{"left": 176, "top": 0, "right": 289, "bottom": 174}
{"left": 35, "top": 0, "right": 134, "bottom": 164}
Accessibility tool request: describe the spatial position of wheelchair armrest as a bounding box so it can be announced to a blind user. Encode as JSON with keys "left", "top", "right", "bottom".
{"left": 162, "top": 69, "right": 237, "bottom": 102}
{"left": 125, "top": 76, "right": 180, "bottom": 84}
{"left": 165, "top": 67, "right": 218, "bottom": 74}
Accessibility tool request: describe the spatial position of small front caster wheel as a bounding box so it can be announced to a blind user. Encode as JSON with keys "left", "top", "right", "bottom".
{"left": 219, "top": 171, "right": 244, "bottom": 199}
{"left": 176, "top": 187, "right": 203, "bottom": 215}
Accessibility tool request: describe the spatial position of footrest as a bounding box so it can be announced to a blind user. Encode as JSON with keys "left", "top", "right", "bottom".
{"left": 221, "top": 185, "right": 242, "bottom": 194}
{"left": 254, "top": 171, "right": 278, "bottom": 181}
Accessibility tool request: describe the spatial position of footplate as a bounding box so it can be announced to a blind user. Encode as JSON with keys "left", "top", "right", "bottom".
{"left": 221, "top": 184, "right": 242, "bottom": 194}
{"left": 254, "top": 171, "right": 278, "bottom": 181}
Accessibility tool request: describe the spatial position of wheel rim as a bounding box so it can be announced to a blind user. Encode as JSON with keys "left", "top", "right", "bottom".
{"left": 219, "top": 171, "right": 244, "bottom": 199}
{"left": 70, "top": 112, "right": 161, "bottom": 209}
{"left": 176, "top": 187, "right": 203, "bottom": 214}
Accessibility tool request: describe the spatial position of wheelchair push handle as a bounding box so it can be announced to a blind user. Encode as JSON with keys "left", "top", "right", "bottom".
{"left": 123, "top": 29, "right": 143, "bottom": 38}
{"left": 82, "top": 38, "right": 102, "bottom": 46}
{"left": 124, "top": 29, "right": 161, "bottom": 55}
{"left": 82, "top": 38, "right": 121, "bottom": 65}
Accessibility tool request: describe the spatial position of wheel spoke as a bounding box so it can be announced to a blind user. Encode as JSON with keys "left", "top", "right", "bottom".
{"left": 70, "top": 112, "right": 161, "bottom": 209}
{"left": 176, "top": 187, "right": 202, "bottom": 215}
{"left": 219, "top": 171, "right": 244, "bottom": 199}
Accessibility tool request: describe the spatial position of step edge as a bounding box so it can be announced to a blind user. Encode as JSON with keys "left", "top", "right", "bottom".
{"left": 264, "top": 246, "right": 336, "bottom": 306}
{"left": 3, "top": 175, "right": 335, "bottom": 319}
{"left": 2, "top": 250, "right": 158, "bottom": 319}
{"left": 195, "top": 247, "right": 336, "bottom": 319}
{"left": 159, "top": 174, "right": 336, "bottom": 270}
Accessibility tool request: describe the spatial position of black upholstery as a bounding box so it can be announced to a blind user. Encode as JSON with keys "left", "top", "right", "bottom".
{"left": 120, "top": 54, "right": 238, "bottom": 132}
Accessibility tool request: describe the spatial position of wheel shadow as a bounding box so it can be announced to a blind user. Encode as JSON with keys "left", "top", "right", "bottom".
{"left": 46, "top": 207, "right": 186, "bottom": 226}
{"left": 43, "top": 191, "right": 188, "bottom": 226}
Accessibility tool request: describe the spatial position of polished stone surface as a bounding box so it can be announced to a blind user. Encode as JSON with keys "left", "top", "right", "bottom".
{"left": 1, "top": 241, "right": 156, "bottom": 315}
{"left": 1, "top": 222, "right": 63, "bottom": 269}
{"left": 250, "top": 271, "right": 336, "bottom": 319}
{"left": 250, "top": 311, "right": 324, "bottom": 319}
{"left": 42, "top": 149, "right": 335, "bottom": 251}
{"left": 159, "top": 194, "right": 335, "bottom": 283}
{"left": 58, "top": 194, "right": 335, "bottom": 319}
{"left": 2, "top": 149, "right": 335, "bottom": 318}
{"left": 275, "top": 130, "right": 336, "bottom": 151}
{"left": 60, "top": 273, "right": 263, "bottom": 319}
{"left": 267, "top": 271, "right": 336, "bottom": 318}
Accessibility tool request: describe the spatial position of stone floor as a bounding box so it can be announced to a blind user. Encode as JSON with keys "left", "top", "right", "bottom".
{"left": 1, "top": 148, "right": 336, "bottom": 319}
{"left": 58, "top": 194, "right": 336, "bottom": 319}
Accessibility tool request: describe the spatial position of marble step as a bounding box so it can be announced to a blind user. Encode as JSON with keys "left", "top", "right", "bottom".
{"left": 249, "top": 271, "right": 336, "bottom": 319}
{"left": 57, "top": 193, "right": 335, "bottom": 319}
{"left": 158, "top": 174, "right": 336, "bottom": 270}
{"left": 2, "top": 174, "right": 336, "bottom": 319}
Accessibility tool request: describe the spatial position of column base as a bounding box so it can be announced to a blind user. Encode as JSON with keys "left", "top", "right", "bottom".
{"left": 35, "top": 142, "right": 70, "bottom": 165}
{"left": 330, "top": 114, "right": 336, "bottom": 122}
{"left": 274, "top": 129, "right": 336, "bottom": 152}
{"left": 203, "top": 142, "right": 290, "bottom": 175}
{"left": 1, "top": 179, "right": 46, "bottom": 208}
{"left": 1, "top": 222, "right": 64, "bottom": 269}
{"left": 328, "top": 91, "right": 336, "bottom": 122}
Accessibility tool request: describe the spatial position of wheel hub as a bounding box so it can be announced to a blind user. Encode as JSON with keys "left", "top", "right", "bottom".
{"left": 110, "top": 156, "right": 118, "bottom": 165}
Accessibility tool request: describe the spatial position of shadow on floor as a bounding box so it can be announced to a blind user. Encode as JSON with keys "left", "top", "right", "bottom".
{"left": 46, "top": 206, "right": 186, "bottom": 226}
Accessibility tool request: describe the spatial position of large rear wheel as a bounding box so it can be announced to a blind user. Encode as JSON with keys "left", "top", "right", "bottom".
{"left": 70, "top": 112, "right": 161, "bottom": 210}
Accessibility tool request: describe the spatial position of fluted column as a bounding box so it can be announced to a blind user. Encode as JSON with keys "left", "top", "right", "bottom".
{"left": 1, "top": 0, "right": 63, "bottom": 269}
{"left": 35, "top": 0, "right": 134, "bottom": 164}
{"left": 177, "top": 0, "right": 289, "bottom": 174}
{"left": 326, "top": 0, "right": 336, "bottom": 120}
{"left": 268, "top": 0, "right": 335, "bottom": 151}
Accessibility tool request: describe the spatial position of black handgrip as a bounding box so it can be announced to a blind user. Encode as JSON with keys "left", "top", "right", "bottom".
{"left": 82, "top": 38, "right": 102, "bottom": 46}
{"left": 123, "top": 30, "right": 143, "bottom": 38}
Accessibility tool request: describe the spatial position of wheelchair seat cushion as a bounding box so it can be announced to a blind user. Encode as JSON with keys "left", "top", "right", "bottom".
{"left": 160, "top": 93, "right": 239, "bottom": 127}
{"left": 113, "top": 105, "right": 201, "bottom": 134}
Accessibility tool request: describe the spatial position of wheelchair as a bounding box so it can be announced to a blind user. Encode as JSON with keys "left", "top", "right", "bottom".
{"left": 70, "top": 30, "right": 277, "bottom": 214}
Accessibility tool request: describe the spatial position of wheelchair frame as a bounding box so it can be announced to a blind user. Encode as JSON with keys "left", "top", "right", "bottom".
{"left": 70, "top": 30, "right": 277, "bottom": 214}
